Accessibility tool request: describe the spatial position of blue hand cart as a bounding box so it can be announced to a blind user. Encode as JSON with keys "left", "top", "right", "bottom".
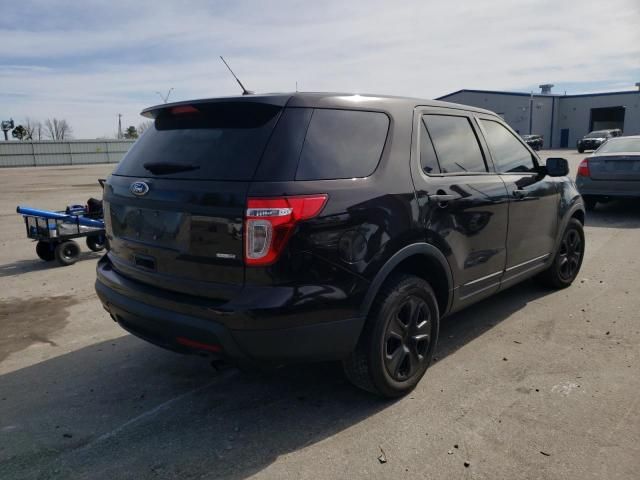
{"left": 16, "top": 180, "right": 107, "bottom": 266}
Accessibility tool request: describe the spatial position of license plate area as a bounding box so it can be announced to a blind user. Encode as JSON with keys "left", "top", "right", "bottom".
{"left": 110, "top": 205, "right": 187, "bottom": 249}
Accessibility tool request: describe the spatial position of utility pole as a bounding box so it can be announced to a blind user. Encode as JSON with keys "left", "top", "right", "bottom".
{"left": 155, "top": 88, "right": 174, "bottom": 103}
{"left": 117, "top": 114, "right": 123, "bottom": 140}
{"left": 528, "top": 92, "right": 534, "bottom": 135}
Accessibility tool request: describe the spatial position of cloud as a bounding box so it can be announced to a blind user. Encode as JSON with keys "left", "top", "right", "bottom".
{"left": 2, "top": 0, "right": 639, "bottom": 138}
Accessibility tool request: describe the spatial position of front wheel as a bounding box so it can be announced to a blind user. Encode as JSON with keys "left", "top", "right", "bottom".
{"left": 55, "top": 240, "right": 81, "bottom": 266}
{"left": 343, "top": 274, "right": 440, "bottom": 397}
{"left": 536, "top": 219, "right": 585, "bottom": 289}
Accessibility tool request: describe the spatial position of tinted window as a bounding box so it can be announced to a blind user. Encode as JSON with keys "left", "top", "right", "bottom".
{"left": 254, "top": 107, "right": 313, "bottom": 181}
{"left": 480, "top": 119, "right": 536, "bottom": 173}
{"left": 420, "top": 117, "right": 440, "bottom": 173}
{"left": 296, "top": 109, "right": 389, "bottom": 180}
{"left": 423, "top": 115, "right": 486, "bottom": 173}
{"left": 114, "top": 102, "right": 281, "bottom": 180}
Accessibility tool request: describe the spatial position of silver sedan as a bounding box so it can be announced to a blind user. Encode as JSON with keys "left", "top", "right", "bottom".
{"left": 576, "top": 135, "right": 640, "bottom": 210}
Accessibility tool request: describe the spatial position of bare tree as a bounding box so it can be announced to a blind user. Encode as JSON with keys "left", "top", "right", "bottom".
{"left": 137, "top": 120, "right": 154, "bottom": 135}
{"left": 43, "top": 118, "right": 73, "bottom": 140}
{"left": 23, "top": 118, "right": 44, "bottom": 141}
{"left": 35, "top": 121, "right": 43, "bottom": 141}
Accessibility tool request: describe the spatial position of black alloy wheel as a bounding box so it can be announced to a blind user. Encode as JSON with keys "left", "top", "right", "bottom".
{"left": 536, "top": 218, "right": 584, "bottom": 289}
{"left": 383, "top": 296, "right": 432, "bottom": 382}
{"left": 557, "top": 228, "right": 582, "bottom": 282}
{"left": 343, "top": 274, "right": 440, "bottom": 397}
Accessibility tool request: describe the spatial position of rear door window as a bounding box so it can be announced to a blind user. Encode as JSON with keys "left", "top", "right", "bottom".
{"left": 295, "top": 109, "right": 389, "bottom": 180}
{"left": 419, "top": 117, "right": 440, "bottom": 174}
{"left": 479, "top": 119, "right": 537, "bottom": 173}
{"left": 113, "top": 102, "right": 282, "bottom": 180}
{"left": 423, "top": 115, "right": 487, "bottom": 173}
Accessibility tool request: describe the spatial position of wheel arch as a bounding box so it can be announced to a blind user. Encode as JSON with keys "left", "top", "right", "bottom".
{"left": 553, "top": 199, "right": 586, "bottom": 254}
{"left": 571, "top": 207, "right": 585, "bottom": 225}
{"left": 359, "top": 243, "right": 453, "bottom": 319}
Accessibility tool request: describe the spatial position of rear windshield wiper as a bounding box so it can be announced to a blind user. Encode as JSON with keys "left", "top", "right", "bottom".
{"left": 143, "top": 162, "right": 201, "bottom": 174}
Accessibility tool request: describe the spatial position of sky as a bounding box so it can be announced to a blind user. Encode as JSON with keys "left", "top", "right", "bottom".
{"left": 1, "top": 0, "right": 639, "bottom": 139}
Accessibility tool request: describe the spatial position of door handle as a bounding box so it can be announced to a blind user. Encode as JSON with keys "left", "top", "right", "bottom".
{"left": 428, "top": 193, "right": 458, "bottom": 207}
{"left": 513, "top": 189, "right": 530, "bottom": 199}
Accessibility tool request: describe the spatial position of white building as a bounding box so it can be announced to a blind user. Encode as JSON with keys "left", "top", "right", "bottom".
{"left": 438, "top": 84, "right": 640, "bottom": 149}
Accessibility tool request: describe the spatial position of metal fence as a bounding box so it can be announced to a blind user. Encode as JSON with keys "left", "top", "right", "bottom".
{"left": 0, "top": 140, "right": 135, "bottom": 168}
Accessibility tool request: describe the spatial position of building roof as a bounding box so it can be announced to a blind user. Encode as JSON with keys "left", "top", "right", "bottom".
{"left": 437, "top": 88, "right": 640, "bottom": 100}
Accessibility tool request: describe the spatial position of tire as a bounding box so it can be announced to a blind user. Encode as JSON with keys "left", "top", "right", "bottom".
{"left": 86, "top": 234, "right": 106, "bottom": 252}
{"left": 536, "top": 218, "right": 585, "bottom": 289}
{"left": 583, "top": 196, "right": 597, "bottom": 211}
{"left": 55, "top": 240, "right": 81, "bottom": 266}
{"left": 343, "top": 274, "right": 440, "bottom": 398}
{"left": 35, "top": 241, "right": 55, "bottom": 261}
{"left": 578, "top": 147, "right": 584, "bottom": 154}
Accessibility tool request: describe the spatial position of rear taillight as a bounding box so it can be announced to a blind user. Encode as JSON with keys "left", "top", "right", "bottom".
{"left": 577, "top": 158, "right": 590, "bottom": 177}
{"left": 244, "top": 195, "right": 328, "bottom": 266}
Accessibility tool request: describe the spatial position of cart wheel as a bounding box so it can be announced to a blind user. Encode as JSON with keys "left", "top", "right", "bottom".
{"left": 55, "top": 240, "right": 81, "bottom": 266}
{"left": 86, "top": 234, "right": 106, "bottom": 252}
{"left": 36, "top": 241, "right": 56, "bottom": 262}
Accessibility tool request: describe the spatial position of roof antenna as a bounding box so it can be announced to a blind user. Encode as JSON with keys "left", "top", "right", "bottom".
{"left": 220, "top": 56, "right": 254, "bottom": 95}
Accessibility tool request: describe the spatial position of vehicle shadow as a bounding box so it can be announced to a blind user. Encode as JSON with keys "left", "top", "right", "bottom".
{"left": 0, "top": 281, "right": 551, "bottom": 480}
{"left": 585, "top": 199, "right": 640, "bottom": 229}
{"left": 0, "top": 251, "right": 101, "bottom": 278}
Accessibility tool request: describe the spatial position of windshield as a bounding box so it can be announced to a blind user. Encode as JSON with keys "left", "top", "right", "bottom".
{"left": 585, "top": 131, "right": 609, "bottom": 138}
{"left": 595, "top": 137, "right": 640, "bottom": 154}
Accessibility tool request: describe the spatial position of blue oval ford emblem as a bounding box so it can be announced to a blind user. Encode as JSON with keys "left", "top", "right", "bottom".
{"left": 130, "top": 181, "right": 149, "bottom": 196}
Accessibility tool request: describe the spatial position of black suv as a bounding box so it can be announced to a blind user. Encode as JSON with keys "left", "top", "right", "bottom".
{"left": 521, "top": 134, "right": 543, "bottom": 151}
{"left": 96, "top": 93, "right": 586, "bottom": 397}
{"left": 577, "top": 129, "right": 622, "bottom": 153}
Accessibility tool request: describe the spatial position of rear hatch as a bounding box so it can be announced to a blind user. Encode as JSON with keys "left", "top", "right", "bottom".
{"left": 103, "top": 99, "right": 286, "bottom": 300}
{"left": 588, "top": 154, "right": 640, "bottom": 181}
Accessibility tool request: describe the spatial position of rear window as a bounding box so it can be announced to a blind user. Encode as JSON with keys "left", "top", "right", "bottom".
{"left": 113, "top": 102, "right": 282, "bottom": 180}
{"left": 596, "top": 137, "right": 640, "bottom": 153}
{"left": 295, "top": 109, "right": 389, "bottom": 180}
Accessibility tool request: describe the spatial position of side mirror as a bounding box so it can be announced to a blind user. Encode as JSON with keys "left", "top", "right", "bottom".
{"left": 546, "top": 157, "right": 569, "bottom": 177}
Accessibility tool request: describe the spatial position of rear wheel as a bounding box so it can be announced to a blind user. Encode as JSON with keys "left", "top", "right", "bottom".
{"left": 578, "top": 147, "right": 584, "bottom": 153}
{"left": 86, "top": 234, "right": 106, "bottom": 252}
{"left": 35, "top": 241, "right": 55, "bottom": 261}
{"left": 343, "top": 274, "right": 439, "bottom": 397}
{"left": 536, "top": 219, "right": 584, "bottom": 289}
{"left": 55, "top": 240, "right": 81, "bottom": 266}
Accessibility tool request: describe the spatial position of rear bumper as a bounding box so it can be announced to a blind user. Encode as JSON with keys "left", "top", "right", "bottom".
{"left": 576, "top": 177, "right": 640, "bottom": 197}
{"left": 95, "top": 256, "right": 365, "bottom": 363}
